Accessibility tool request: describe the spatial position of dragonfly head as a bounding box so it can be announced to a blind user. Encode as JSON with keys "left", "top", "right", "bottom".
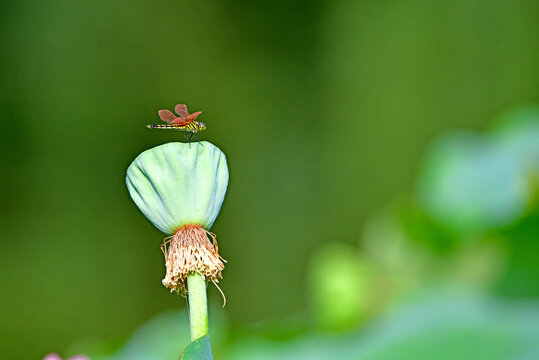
{"left": 198, "top": 122, "right": 207, "bottom": 131}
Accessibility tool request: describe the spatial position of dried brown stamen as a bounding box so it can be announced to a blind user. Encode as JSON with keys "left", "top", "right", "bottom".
{"left": 161, "top": 224, "right": 226, "bottom": 294}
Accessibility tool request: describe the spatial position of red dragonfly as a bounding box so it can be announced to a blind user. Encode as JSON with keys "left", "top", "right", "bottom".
{"left": 147, "top": 104, "right": 206, "bottom": 143}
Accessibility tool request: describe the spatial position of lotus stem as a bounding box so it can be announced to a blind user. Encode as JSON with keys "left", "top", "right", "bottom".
{"left": 187, "top": 273, "right": 209, "bottom": 341}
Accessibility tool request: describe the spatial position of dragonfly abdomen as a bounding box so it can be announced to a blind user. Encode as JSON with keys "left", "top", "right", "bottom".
{"left": 147, "top": 124, "right": 190, "bottom": 131}
{"left": 147, "top": 119, "right": 205, "bottom": 136}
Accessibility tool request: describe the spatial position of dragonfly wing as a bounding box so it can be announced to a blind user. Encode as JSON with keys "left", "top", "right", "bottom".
{"left": 174, "top": 104, "right": 189, "bottom": 117}
{"left": 187, "top": 111, "right": 202, "bottom": 121}
{"left": 170, "top": 116, "right": 189, "bottom": 126}
{"left": 158, "top": 109, "right": 177, "bottom": 123}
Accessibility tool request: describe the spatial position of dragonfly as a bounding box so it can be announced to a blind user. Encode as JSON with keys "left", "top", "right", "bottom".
{"left": 147, "top": 104, "right": 206, "bottom": 143}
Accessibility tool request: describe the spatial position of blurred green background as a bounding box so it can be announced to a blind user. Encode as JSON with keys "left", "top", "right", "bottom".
{"left": 1, "top": 1, "right": 538, "bottom": 359}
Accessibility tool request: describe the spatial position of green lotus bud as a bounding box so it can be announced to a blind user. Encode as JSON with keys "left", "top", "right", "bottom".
{"left": 126, "top": 141, "right": 229, "bottom": 293}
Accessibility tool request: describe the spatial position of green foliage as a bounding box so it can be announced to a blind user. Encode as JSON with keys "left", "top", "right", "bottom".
{"left": 308, "top": 243, "right": 372, "bottom": 330}
{"left": 225, "top": 291, "right": 539, "bottom": 360}
{"left": 100, "top": 291, "right": 538, "bottom": 360}
{"left": 417, "top": 106, "right": 539, "bottom": 234}
{"left": 495, "top": 210, "right": 539, "bottom": 297}
{"left": 70, "top": 308, "right": 226, "bottom": 360}
{"left": 180, "top": 336, "right": 213, "bottom": 360}
{"left": 102, "top": 310, "right": 190, "bottom": 360}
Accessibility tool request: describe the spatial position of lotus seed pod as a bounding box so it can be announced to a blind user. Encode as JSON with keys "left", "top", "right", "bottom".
{"left": 126, "top": 141, "right": 229, "bottom": 292}
{"left": 126, "top": 141, "right": 229, "bottom": 234}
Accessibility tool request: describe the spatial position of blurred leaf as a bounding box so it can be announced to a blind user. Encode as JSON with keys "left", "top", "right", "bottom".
{"left": 180, "top": 335, "right": 213, "bottom": 360}
{"left": 395, "top": 204, "right": 458, "bottom": 254}
{"left": 104, "top": 310, "right": 190, "bottom": 360}
{"left": 417, "top": 105, "right": 539, "bottom": 234}
{"left": 491, "top": 105, "right": 539, "bottom": 159}
{"left": 447, "top": 238, "right": 504, "bottom": 290}
{"left": 361, "top": 208, "right": 431, "bottom": 300}
{"left": 226, "top": 290, "right": 539, "bottom": 360}
{"left": 361, "top": 203, "right": 505, "bottom": 297}
{"left": 308, "top": 243, "right": 372, "bottom": 330}
{"left": 79, "top": 307, "right": 226, "bottom": 360}
{"left": 495, "top": 210, "right": 539, "bottom": 297}
{"left": 64, "top": 337, "right": 123, "bottom": 360}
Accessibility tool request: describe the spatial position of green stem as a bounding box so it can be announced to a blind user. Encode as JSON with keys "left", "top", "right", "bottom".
{"left": 187, "top": 272, "right": 209, "bottom": 341}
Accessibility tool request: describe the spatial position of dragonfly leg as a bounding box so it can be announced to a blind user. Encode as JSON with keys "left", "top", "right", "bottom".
{"left": 194, "top": 132, "right": 203, "bottom": 146}
{"left": 184, "top": 133, "right": 190, "bottom": 143}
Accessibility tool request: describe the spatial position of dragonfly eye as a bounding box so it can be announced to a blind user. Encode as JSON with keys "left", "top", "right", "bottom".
{"left": 199, "top": 122, "right": 206, "bottom": 128}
